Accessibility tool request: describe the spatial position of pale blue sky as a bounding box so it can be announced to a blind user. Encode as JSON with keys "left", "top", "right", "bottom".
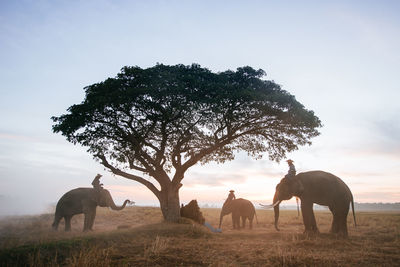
{"left": 1, "top": 0, "right": 399, "bottom": 215}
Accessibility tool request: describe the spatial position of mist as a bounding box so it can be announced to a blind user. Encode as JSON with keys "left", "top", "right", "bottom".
{"left": 0, "top": 194, "right": 53, "bottom": 218}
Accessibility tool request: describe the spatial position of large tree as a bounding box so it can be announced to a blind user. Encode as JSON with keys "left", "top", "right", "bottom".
{"left": 52, "top": 64, "right": 321, "bottom": 222}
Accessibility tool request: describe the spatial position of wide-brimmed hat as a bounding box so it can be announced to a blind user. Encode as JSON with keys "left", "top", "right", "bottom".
{"left": 229, "top": 190, "right": 235, "bottom": 193}
{"left": 286, "top": 159, "right": 294, "bottom": 163}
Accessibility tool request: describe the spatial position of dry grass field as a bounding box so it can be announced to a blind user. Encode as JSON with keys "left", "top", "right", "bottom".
{"left": 0, "top": 206, "right": 399, "bottom": 266}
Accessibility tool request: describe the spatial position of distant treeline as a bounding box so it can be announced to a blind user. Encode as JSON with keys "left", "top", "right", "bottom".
{"left": 354, "top": 202, "right": 400, "bottom": 211}
{"left": 281, "top": 202, "right": 400, "bottom": 211}
{"left": 283, "top": 203, "right": 400, "bottom": 211}
{"left": 199, "top": 202, "right": 400, "bottom": 211}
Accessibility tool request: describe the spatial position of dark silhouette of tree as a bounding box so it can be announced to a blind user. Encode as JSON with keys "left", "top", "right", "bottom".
{"left": 52, "top": 64, "right": 322, "bottom": 222}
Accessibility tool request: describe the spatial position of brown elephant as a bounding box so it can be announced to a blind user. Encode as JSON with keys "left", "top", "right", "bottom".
{"left": 271, "top": 170, "right": 356, "bottom": 237}
{"left": 52, "top": 187, "right": 131, "bottom": 231}
{"left": 219, "top": 198, "right": 257, "bottom": 230}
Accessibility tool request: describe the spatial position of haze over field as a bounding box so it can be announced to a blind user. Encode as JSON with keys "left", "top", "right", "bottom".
{"left": 1, "top": 0, "right": 399, "bottom": 216}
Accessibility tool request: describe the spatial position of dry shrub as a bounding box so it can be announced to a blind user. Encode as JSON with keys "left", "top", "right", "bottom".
{"left": 143, "top": 235, "right": 169, "bottom": 259}
{"left": 187, "top": 223, "right": 211, "bottom": 238}
{"left": 1, "top": 208, "right": 400, "bottom": 266}
{"left": 65, "top": 246, "right": 113, "bottom": 267}
{"left": 27, "top": 249, "right": 59, "bottom": 267}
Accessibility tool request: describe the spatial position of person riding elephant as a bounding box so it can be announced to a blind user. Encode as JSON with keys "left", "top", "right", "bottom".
{"left": 91, "top": 173, "right": 104, "bottom": 190}
{"left": 284, "top": 159, "right": 296, "bottom": 179}
{"left": 227, "top": 190, "right": 236, "bottom": 201}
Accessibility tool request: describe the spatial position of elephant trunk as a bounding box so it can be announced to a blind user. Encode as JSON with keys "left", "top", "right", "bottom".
{"left": 273, "top": 192, "right": 281, "bottom": 231}
{"left": 108, "top": 198, "right": 130, "bottom": 211}
{"left": 219, "top": 210, "right": 225, "bottom": 229}
{"left": 219, "top": 203, "right": 229, "bottom": 229}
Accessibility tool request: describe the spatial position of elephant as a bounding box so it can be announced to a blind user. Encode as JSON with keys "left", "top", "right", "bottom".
{"left": 219, "top": 198, "right": 257, "bottom": 230}
{"left": 52, "top": 187, "right": 131, "bottom": 231}
{"left": 270, "top": 170, "right": 356, "bottom": 237}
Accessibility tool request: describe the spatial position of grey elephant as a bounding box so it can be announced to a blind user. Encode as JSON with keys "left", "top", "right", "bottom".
{"left": 52, "top": 184, "right": 131, "bottom": 232}
{"left": 270, "top": 170, "right": 356, "bottom": 237}
{"left": 219, "top": 198, "right": 257, "bottom": 230}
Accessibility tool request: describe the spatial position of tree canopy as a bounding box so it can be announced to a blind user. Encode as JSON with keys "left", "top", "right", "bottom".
{"left": 52, "top": 63, "right": 322, "bottom": 221}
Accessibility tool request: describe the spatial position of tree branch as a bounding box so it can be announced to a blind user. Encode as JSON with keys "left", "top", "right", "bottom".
{"left": 96, "top": 154, "right": 161, "bottom": 198}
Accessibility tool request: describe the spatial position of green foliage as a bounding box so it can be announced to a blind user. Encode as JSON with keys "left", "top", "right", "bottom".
{"left": 52, "top": 63, "right": 321, "bottom": 180}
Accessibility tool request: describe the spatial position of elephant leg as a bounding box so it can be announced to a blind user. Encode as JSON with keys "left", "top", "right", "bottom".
{"left": 329, "top": 206, "right": 339, "bottom": 234}
{"left": 235, "top": 216, "right": 240, "bottom": 230}
{"left": 83, "top": 211, "right": 95, "bottom": 232}
{"left": 83, "top": 213, "right": 89, "bottom": 231}
{"left": 330, "top": 204, "right": 349, "bottom": 237}
{"left": 340, "top": 213, "right": 349, "bottom": 237}
{"left": 249, "top": 218, "right": 253, "bottom": 230}
{"left": 64, "top": 215, "right": 72, "bottom": 232}
{"left": 301, "top": 201, "right": 312, "bottom": 232}
{"left": 52, "top": 214, "right": 62, "bottom": 230}
{"left": 309, "top": 208, "right": 319, "bottom": 233}
{"left": 234, "top": 214, "right": 241, "bottom": 230}
{"left": 83, "top": 204, "right": 96, "bottom": 232}
{"left": 338, "top": 204, "right": 349, "bottom": 237}
{"left": 241, "top": 216, "right": 246, "bottom": 229}
{"left": 88, "top": 208, "right": 97, "bottom": 230}
{"left": 331, "top": 215, "right": 340, "bottom": 234}
{"left": 301, "top": 201, "right": 318, "bottom": 234}
{"left": 336, "top": 213, "right": 348, "bottom": 237}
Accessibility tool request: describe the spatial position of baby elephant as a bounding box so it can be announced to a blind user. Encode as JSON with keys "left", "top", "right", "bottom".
{"left": 52, "top": 186, "right": 131, "bottom": 231}
{"left": 219, "top": 198, "right": 257, "bottom": 229}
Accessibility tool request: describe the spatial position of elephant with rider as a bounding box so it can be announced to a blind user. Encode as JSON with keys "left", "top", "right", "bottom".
{"left": 219, "top": 194, "right": 257, "bottom": 230}
{"left": 52, "top": 174, "right": 131, "bottom": 231}
{"left": 269, "top": 170, "right": 356, "bottom": 237}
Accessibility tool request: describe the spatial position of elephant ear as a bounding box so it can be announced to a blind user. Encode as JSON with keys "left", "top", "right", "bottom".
{"left": 88, "top": 188, "right": 105, "bottom": 206}
{"left": 292, "top": 179, "right": 304, "bottom": 197}
{"left": 97, "top": 189, "right": 109, "bottom": 207}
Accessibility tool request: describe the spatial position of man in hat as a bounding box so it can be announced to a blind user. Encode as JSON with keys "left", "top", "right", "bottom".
{"left": 285, "top": 159, "right": 296, "bottom": 179}
{"left": 227, "top": 190, "right": 236, "bottom": 201}
{"left": 91, "top": 174, "right": 104, "bottom": 190}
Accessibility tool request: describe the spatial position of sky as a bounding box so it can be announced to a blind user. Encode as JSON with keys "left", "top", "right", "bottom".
{"left": 0, "top": 0, "right": 399, "bottom": 216}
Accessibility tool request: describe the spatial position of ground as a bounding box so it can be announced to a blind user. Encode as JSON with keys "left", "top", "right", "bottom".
{"left": 0, "top": 207, "right": 399, "bottom": 266}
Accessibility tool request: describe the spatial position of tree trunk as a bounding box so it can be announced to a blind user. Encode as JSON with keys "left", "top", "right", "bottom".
{"left": 159, "top": 184, "right": 181, "bottom": 222}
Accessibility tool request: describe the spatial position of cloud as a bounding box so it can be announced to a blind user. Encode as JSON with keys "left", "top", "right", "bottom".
{"left": 335, "top": 115, "right": 400, "bottom": 163}
{"left": 371, "top": 116, "right": 400, "bottom": 154}
{"left": 184, "top": 172, "right": 248, "bottom": 187}
{"left": 0, "top": 132, "right": 38, "bottom": 142}
{"left": 183, "top": 158, "right": 283, "bottom": 187}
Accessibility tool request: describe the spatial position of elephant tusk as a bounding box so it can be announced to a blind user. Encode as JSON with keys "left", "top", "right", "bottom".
{"left": 259, "top": 200, "right": 281, "bottom": 209}
{"left": 259, "top": 203, "right": 273, "bottom": 209}
{"left": 272, "top": 200, "right": 282, "bottom": 207}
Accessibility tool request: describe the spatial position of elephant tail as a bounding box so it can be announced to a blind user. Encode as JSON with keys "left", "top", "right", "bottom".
{"left": 351, "top": 194, "right": 357, "bottom": 227}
